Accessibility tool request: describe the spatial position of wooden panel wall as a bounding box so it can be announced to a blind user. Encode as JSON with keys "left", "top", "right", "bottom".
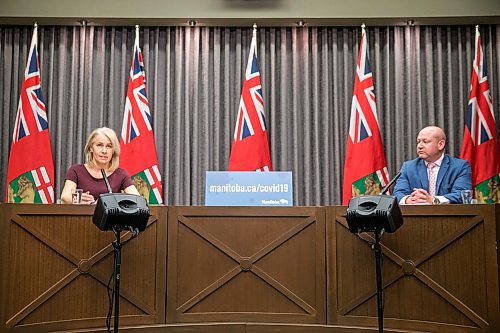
{"left": 0, "top": 204, "right": 499, "bottom": 333}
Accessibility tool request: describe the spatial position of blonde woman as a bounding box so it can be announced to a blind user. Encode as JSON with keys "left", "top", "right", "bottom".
{"left": 61, "top": 127, "right": 139, "bottom": 204}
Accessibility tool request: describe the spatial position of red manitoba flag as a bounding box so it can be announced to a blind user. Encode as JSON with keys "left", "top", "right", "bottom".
{"left": 460, "top": 27, "right": 500, "bottom": 203}
{"left": 6, "top": 25, "right": 55, "bottom": 204}
{"left": 228, "top": 27, "right": 272, "bottom": 172}
{"left": 120, "top": 27, "right": 163, "bottom": 204}
{"left": 342, "top": 26, "right": 389, "bottom": 205}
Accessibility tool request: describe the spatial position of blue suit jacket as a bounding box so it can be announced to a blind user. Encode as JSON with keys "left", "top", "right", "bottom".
{"left": 393, "top": 155, "right": 472, "bottom": 204}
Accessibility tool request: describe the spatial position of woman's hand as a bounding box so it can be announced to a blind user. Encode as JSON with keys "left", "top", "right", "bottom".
{"left": 80, "top": 191, "right": 95, "bottom": 204}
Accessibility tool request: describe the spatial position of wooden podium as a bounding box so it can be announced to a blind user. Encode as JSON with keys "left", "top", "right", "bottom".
{"left": 0, "top": 204, "right": 499, "bottom": 333}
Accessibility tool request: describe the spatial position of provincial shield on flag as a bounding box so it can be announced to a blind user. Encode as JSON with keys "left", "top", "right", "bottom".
{"left": 120, "top": 26, "right": 163, "bottom": 204}
{"left": 130, "top": 167, "right": 163, "bottom": 205}
{"left": 351, "top": 171, "right": 388, "bottom": 198}
{"left": 474, "top": 176, "right": 499, "bottom": 203}
{"left": 6, "top": 24, "right": 55, "bottom": 204}
{"left": 8, "top": 168, "right": 54, "bottom": 203}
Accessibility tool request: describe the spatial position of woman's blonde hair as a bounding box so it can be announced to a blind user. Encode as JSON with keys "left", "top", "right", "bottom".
{"left": 84, "top": 127, "right": 121, "bottom": 171}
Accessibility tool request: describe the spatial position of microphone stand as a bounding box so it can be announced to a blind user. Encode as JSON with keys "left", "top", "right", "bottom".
{"left": 369, "top": 171, "right": 399, "bottom": 332}
{"left": 97, "top": 168, "right": 147, "bottom": 332}
{"left": 347, "top": 169, "right": 402, "bottom": 333}
{"left": 373, "top": 228, "right": 384, "bottom": 333}
{"left": 102, "top": 168, "right": 121, "bottom": 332}
{"left": 112, "top": 227, "right": 122, "bottom": 333}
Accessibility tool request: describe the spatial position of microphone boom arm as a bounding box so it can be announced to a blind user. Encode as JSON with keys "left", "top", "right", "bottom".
{"left": 381, "top": 171, "right": 401, "bottom": 195}
{"left": 101, "top": 169, "right": 113, "bottom": 194}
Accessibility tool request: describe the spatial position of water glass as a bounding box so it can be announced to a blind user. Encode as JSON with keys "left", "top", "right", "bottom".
{"left": 460, "top": 189, "right": 473, "bottom": 204}
{"left": 72, "top": 189, "right": 83, "bottom": 204}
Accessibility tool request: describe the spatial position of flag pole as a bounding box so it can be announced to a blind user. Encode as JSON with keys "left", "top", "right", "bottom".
{"left": 252, "top": 23, "right": 258, "bottom": 60}
{"left": 360, "top": 22, "right": 386, "bottom": 333}
{"left": 135, "top": 24, "right": 140, "bottom": 45}
{"left": 361, "top": 23, "right": 366, "bottom": 41}
{"left": 33, "top": 22, "right": 38, "bottom": 46}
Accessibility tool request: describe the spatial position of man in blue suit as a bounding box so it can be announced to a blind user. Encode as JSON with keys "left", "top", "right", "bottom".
{"left": 393, "top": 126, "right": 472, "bottom": 204}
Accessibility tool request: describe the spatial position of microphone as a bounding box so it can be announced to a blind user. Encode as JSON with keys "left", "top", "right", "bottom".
{"left": 101, "top": 169, "right": 113, "bottom": 194}
{"left": 381, "top": 171, "right": 401, "bottom": 195}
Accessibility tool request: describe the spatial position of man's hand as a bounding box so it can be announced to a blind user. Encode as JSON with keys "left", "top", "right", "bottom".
{"left": 405, "top": 188, "right": 434, "bottom": 204}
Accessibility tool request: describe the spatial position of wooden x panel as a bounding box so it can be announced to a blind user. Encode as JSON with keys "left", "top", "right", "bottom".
{"left": 167, "top": 206, "right": 326, "bottom": 324}
{"left": 329, "top": 205, "right": 500, "bottom": 333}
{"left": 0, "top": 204, "right": 166, "bottom": 333}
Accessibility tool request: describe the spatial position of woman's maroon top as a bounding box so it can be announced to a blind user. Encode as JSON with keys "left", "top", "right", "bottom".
{"left": 65, "top": 164, "right": 134, "bottom": 199}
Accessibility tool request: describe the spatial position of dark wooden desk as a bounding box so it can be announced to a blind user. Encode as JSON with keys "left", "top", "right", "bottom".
{"left": 330, "top": 205, "right": 500, "bottom": 333}
{"left": 0, "top": 204, "right": 166, "bottom": 333}
{"left": 0, "top": 204, "right": 498, "bottom": 333}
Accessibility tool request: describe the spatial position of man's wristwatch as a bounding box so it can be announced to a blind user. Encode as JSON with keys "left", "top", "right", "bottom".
{"left": 432, "top": 196, "right": 440, "bottom": 205}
